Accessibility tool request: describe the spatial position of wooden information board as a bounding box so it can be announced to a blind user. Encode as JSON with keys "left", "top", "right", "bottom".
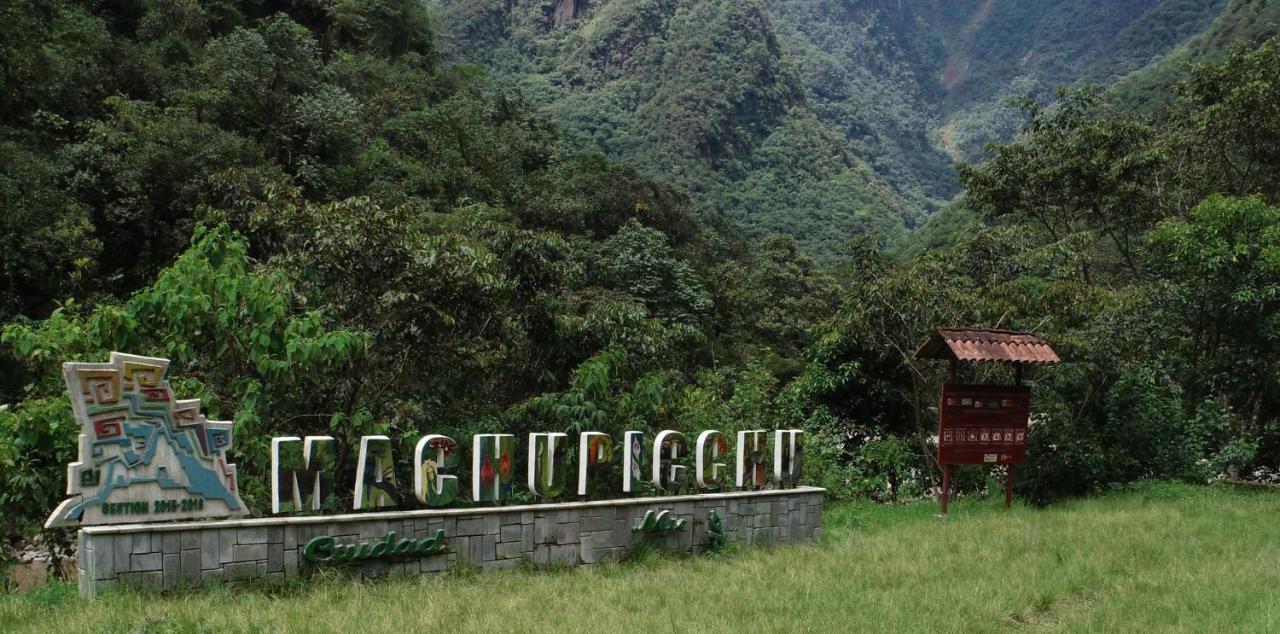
{"left": 937, "top": 384, "right": 1029, "bottom": 465}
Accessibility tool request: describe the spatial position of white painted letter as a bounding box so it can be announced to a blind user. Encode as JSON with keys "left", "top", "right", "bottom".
{"left": 773, "top": 429, "right": 804, "bottom": 488}
{"left": 735, "top": 430, "right": 767, "bottom": 490}
{"left": 354, "top": 435, "right": 398, "bottom": 510}
{"left": 413, "top": 435, "right": 459, "bottom": 507}
{"left": 623, "top": 431, "right": 645, "bottom": 493}
{"left": 652, "top": 430, "right": 687, "bottom": 491}
{"left": 272, "top": 436, "right": 336, "bottom": 513}
{"left": 577, "top": 432, "right": 614, "bottom": 495}
{"left": 472, "top": 434, "right": 515, "bottom": 503}
{"left": 695, "top": 430, "right": 727, "bottom": 489}
{"left": 527, "top": 432, "right": 568, "bottom": 499}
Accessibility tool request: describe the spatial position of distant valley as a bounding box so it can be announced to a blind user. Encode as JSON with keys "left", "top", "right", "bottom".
{"left": 428, "top": 0, "right": 1274, "bottom": 262}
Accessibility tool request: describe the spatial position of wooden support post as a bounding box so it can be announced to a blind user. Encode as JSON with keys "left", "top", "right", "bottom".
{"left": 940, "top": 464, "right": 951, "bottom": 516}
{"left": 1005, "top": 464, "right": 1015, "bottom": 509}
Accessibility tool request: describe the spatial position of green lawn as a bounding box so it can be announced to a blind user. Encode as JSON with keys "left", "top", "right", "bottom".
{"left": 4, "top": 482, "right": 1279, "bottom": 632}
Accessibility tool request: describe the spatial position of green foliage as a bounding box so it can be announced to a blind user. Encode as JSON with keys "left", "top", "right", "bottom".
{"left": 960, "top": 87, "right": 1170, "bottom": 269}
{"left": 784, "top": 39, "right": 1280, "bottom": 500}
{"left": 0, "top": 1, "right": 853, "bottom": 567}
{"left": 1110, "top": 0, "right": 1280, "bottom": 110}
{"left": 851, "top": 437, "right": 920, "bottom": 501}
{"left": 1175, "top": 38, "right": 1280, "bottom": 199}
{"left": 597, "top": 220, "right": 711, "bottom": 322}
{"left": 3, "top": 0, "right": 1280, "bottom": 580}
{"left": 1143, "top": 195, "right": 1280, "bottom": 443}
{"left": 952, "top": 43, "right": 1280, "bottom": 503}
{"left": 1104, "top": 365, "right": 1205, "bottom": 481}
{"left": 2, "top": 227, "right": 369, "bottom": 523}
{"left": 430, "top": 0, "right": 919, "bottom": 263}
{"left": 765, "top": 0, "right": 958, "bottom": 214}
{"left": 429, "top": 0, "right": 1250, "bottom": 261}
{"left": 0, "top": 140, "right": 100, "bottom": 321}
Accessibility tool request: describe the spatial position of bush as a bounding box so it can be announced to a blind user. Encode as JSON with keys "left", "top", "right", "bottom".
{"left": 1104, "top": 364, "right": 1207, "bottom": 482}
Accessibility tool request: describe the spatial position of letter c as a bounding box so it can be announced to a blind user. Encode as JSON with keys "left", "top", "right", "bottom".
{"left": 302, "top": 535, "right": 335, "bottom": 563}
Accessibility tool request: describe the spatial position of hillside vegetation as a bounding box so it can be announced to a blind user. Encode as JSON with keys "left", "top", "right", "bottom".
{"left": 428, "top": 0, "right": 1266, "bottom": 260}
{"left": 431, "top": 0, "right": 914, "bottom": 261}
{"left": 1110, "top": 0, "right": 1280, "bottom": 108}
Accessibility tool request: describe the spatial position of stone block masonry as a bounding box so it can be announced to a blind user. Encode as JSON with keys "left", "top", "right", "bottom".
{"left": 76, "top": 487, "right": 824, "bottom": 597}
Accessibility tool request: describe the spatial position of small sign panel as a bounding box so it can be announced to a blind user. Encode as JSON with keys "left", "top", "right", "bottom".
{"left": 937, "top": 384, "right": 1029, "bottom": 465}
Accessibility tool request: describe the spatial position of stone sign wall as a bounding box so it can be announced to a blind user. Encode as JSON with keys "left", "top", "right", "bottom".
{"left": 77, "top": 487, "right": 824, "bottom": 597}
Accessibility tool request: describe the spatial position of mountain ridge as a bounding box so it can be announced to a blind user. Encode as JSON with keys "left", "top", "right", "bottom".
{"left": 427, "top": 0, "right": 1269, "bottom": 263}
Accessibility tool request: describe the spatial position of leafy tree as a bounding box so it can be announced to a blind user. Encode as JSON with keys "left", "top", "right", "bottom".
{"left": 959, "top": 88, "right": 1169, "bottom": 278}
{"left": 2, "top": 226, "right": 366, "bottom": 568}
{"left": 1142, "top": 195, "right": 1280, "bottom": 439}
{"left": 596, "top": 219, "right": 712, "bottom": 323}
{"left": 1174, "top": 38, "right": 1280, "bottom": 201}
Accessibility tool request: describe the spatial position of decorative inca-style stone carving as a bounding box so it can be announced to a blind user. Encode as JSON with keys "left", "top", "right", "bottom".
{"left": 46, "top": 352, "right": 247, "bottom": 527}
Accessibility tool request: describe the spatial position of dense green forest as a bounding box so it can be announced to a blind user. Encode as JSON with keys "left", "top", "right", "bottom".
{"left": 1, "top": 0, "right": 1278, "bottom": 587}
{"left": 428, "top": 0, "right": 1273, "bottom": 261}
{"left": 430, "top": 0, "right": 915, "bottom": 261}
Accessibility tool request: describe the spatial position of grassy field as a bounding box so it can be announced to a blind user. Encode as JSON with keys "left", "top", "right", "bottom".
{"left": 3, "top": 482, "right": 1279, "bottom": 632}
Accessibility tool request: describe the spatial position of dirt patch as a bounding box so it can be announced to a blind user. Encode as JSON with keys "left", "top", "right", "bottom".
{"left": 8, "top": 560, "right": 75, "bottom": 590}
{"left": 940, "top": 0, "right": 996, "bottom": 91}
{"left": 1002, "top": 588, "right": 1097, "bottom": 629}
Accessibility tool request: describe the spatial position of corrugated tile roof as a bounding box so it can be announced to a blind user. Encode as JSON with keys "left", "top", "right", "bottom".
{"left": 915, "top": 328, "right": 1060, "bottom": 364}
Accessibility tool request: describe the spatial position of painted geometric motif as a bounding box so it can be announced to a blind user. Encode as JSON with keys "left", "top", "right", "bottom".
{"left": 622, "top": 431, "right": 645, "bottom": 493}
{"left": 46, "top": 352, "right": 247, "bottom": 527}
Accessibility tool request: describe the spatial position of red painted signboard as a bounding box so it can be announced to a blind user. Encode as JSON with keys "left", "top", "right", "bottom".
{"left": 937, "top": 384, "right": 1029, "bottom": 465}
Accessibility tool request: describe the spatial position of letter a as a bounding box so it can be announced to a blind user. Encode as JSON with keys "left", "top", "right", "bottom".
{"left": 354, "top": 436, "right": 399, "bottom": 510}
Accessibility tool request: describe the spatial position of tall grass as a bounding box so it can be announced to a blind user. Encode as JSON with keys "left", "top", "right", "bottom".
{"left": 3, "top": 482, "right": 1279, "bottom": 632}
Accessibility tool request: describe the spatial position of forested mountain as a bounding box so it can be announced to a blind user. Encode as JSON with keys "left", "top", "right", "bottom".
{"left": 429, "top": 0, "right": 1272, "bottom": 262}
{"left": 430, "top": 0, "right": 912, "bottom": 262}
{"left": 2, "top": 0, "right": 1279, "bottom": 581}
{"left": 1111, "top": 0, "right": 1280, "bottom": 108}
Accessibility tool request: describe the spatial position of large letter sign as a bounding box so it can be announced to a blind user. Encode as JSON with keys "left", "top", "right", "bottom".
{"left": 652, "top": 430, "right": 687, "bottom": 491}
{"left": 577, "top": 431, "right": 614, "bottom": 495}
{"left": 473, "top": 434, "right": 515, "bottom": 502}
{"left": 52, "top": 352, "right": 818, "bottom": 533}
{"left": 774, "top": 429, "right": 804, "bottom": 488}
{"left": 622, "top": 431, "right": 645, "bottom": 493}
{"left": 736, "top": 430, "right": 767, "bottom": 490}
{"left": 695, "top": 430, "right": 727, "bottom": 490}
{"left": 46, "top": 352, "right": 247, "bottom": 527}
{"left": 354, "top": 436, "right": 400, "bottom": 509}
{"left": 271, "top": 436, "right": 336, "bottom": 513}
{"left": 413, "top": 435, "right": 459, "bottom": 507}
{"left": 527, "top": 432, "right": 568, "bottom": 499}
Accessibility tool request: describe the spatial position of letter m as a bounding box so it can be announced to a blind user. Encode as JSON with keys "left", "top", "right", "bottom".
{"left": 272, "top": 436, "right": 337, "bottom": 513}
